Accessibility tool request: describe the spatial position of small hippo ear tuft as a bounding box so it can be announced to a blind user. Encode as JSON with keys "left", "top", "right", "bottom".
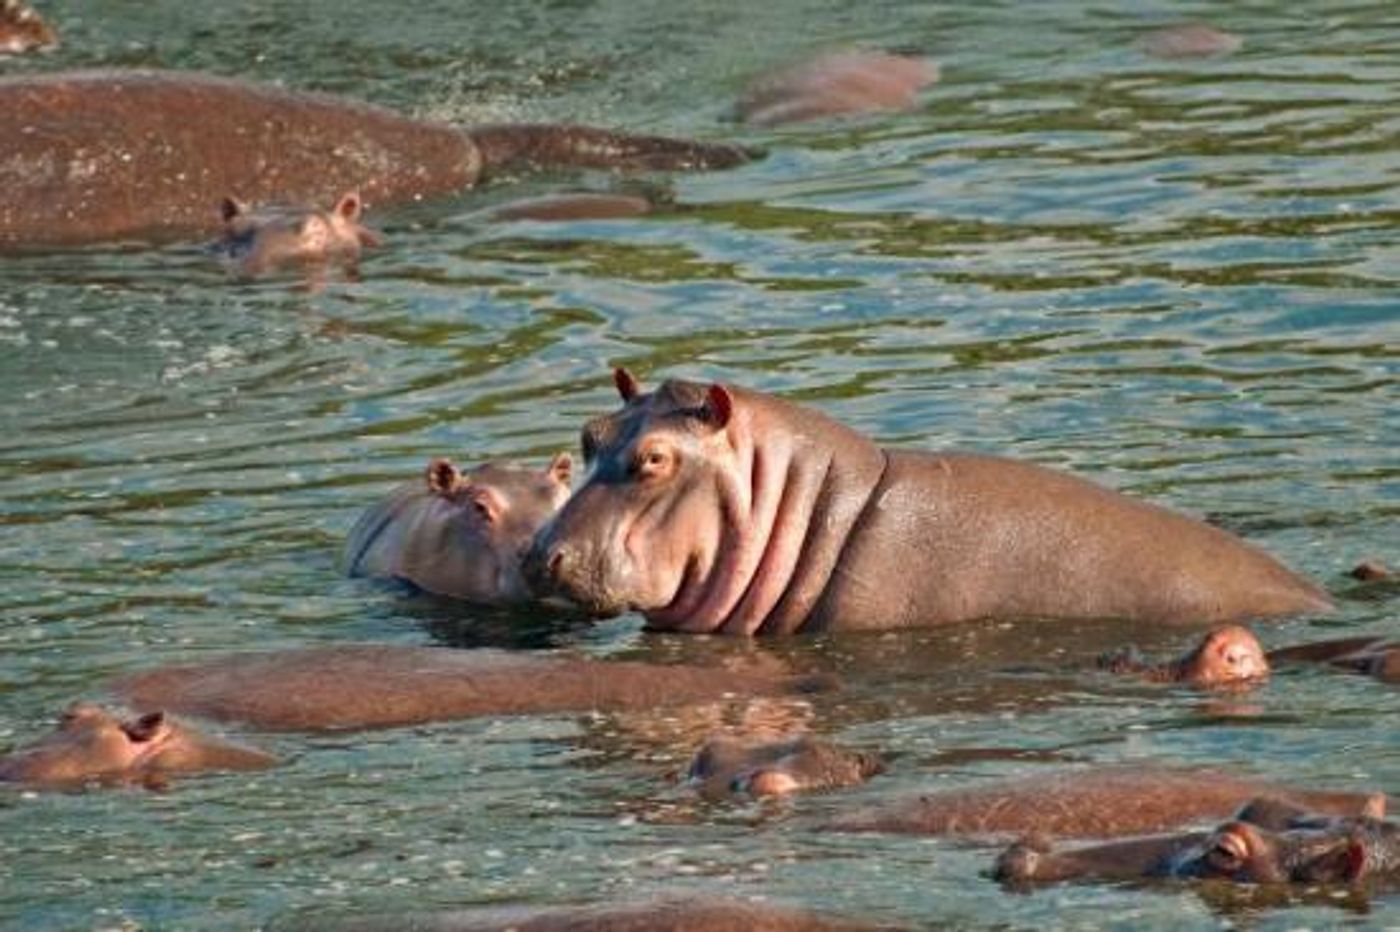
{"left": 546, "top": 452, "right": 573, "bottom": 487}
{"left": 613, "top": 367, "right": 641, "bottom": 401}
{"left": 426, "top": 457, "right": 461, "bottom": 495}
{"left": 702, "top": 383, "right": 734, "bottom": 429}
{"left": 335, "top": 191, "right": 363, "bottom": 222}
{"left": 219, "top": 196, "right": 246, "bottom": 223}
{"left": 122, "top": 711, "right": 166, "bottom": 743}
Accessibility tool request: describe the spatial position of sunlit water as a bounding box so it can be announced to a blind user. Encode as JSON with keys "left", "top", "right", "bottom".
{"left": 1, "top": 1, "right": 1397, "bottom": 928}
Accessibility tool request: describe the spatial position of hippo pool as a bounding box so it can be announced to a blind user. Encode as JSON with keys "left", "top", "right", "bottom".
{"left": 1, "top": 0, "right": 1398, "bottom": 928}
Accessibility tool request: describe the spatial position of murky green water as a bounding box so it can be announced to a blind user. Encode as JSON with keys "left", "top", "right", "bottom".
{"left": 2, "top": 1, "right": 1398, "bottom": 928}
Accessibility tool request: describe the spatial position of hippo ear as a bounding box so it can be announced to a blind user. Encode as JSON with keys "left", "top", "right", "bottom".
{"left": 334, "top": 191, "right": 363, "bottom": 222}
{"left": 700, "top": 383, "right": 734, "bottom": 429}
{"left": 219, "top": 196, "right": 247, "bottom": 223}
{"left": 545, "top": 452, "right": 573, "bottom": 487}
{"left": 122, "top": 711, "right": 166, "bottom": 743}
{"left": 425, "top": 457, "right": 462, "bottom": 495}
{"left": 466, "top": 485, "right": 505, "bottom": 525}
{"left": 613, "top": 367, "right": 641, "bottom": 402}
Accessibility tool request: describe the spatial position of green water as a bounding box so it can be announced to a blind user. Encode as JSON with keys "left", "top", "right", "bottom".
{"left": 1, "top": 1, "right": 1397, "bottom": 928}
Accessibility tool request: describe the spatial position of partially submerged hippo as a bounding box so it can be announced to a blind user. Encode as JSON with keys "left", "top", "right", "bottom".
{"left": 214, "top": 191, "right": 382, "bottom": 278}
{"left": 1137, "top": 23, "right": 1243, "bottom": 60}
{"left": 0, "top": 703, "right": 275, "bottom": 789}
{"left": 687, "top": 734, "right": 884, "bottom": 799}
{"left": 0, "top": 0, "right": 54, "bottom": 55}
{"left": 525, "top": 370, "right": 1333, "bottom": 634}
{"left": 995, "top": 801, "right": 1398, "bottom": 889}
{"left": 345, "top": 454, "right": 571, "bottom": 604}
{"left": 1268, "top": 636, "right": 1400, "bottom": 684}
{"left": 737, "top": 50, "right": 938, "bottom": 127}
{"left": 829, "top": 766, "right": 1384, "bottom": 839}
{"left": 0, "top": 70, "right": 753, "bottom": 249}
{"left": 110, "top": 644, "right": 836, "bottom": 732}
{"left": 1098, "top": 625, "right": 1270, "bottom": 688}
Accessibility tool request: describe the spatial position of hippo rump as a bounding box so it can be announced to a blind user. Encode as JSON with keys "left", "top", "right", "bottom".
{"left": 0, "top": 703, "right": 275, "bottom": 790}
{"left": 525, "top": 371, "right": 1333, "bottom": 635}
{"left": 345, "top": 454, "right": 572, "bottom": 604}
{"left": 0, "top": 69, "right": 754, "bottom": 249}
{"left": 109, "top": 644, "right": 836, "bottom": 732}
{"left": 995, "top": 801, "right": 1400, "bottom": 889}
{"left": 829, "top": 766, "right": 1385, "bottom": 840}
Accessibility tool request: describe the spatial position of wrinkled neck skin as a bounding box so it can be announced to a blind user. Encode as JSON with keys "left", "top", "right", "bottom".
{"left": 647, "top": 389, "right": 886, "bottom": 636}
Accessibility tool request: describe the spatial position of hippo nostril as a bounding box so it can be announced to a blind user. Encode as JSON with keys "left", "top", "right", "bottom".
{"left": 548, "top": 549, "right": 564, "bottom": 578}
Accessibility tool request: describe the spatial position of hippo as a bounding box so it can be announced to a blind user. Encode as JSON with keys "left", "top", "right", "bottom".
{"left": 1268, "top": 636, "right": 1400, "bottom": 684}
{"left": 1136, "top": 24, "right": 1243, "bottom": 59}
{"left": 525, "top": 370, "right": 1333, "bottom": 635}
{"left": 486, "top": 191, "right": 655, "bottom": 222}
{"left": 995, "top": 804, "right": 1399, "bottom": 889}
{"left": 0, "top": 69, "right": 754, "bottom": 249}
{"left": 345, "top": 454, "right": 571, "bottom": 604}
{"left": 109, "top": 644, "right": 836, "bottom": 732}
{"left": 0, "top": 703, "right": 275, "bottom": 789}
{"left": 1098, "top": 625, "right": 1270, "bottom": 688}
{"left": 687, "top": 734, "right": 884, "bottom": 799}
{"left": 736, "top": 50, "right": 939, "bottom": 127}
{"left": 286, "top": 896, "right": 889, "bottom": 932}
{"left": 0, "top": 0, "right": 54, "bottom": 55}
{"left": 829, "top": 766, "right": 1385, "bottom": 839}
{"left": 1350, "top": 559, "right": 1392, "bottom": 582}
{"left": 213, "top": 190, "right": 381, "bottom": 278}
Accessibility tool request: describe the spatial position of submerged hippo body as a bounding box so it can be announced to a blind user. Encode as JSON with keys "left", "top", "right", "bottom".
{"left": 0, "top": 70, "right": 751, "bottom": 249}
{"left": 1268, "top": 636, "right": 1400, "bottom": 684}
{"left": 737, "top": 50, "right": 939, "bottom": 127}
{"left": 526, "top": 371, "right": 1332, "bottom": 635}
{"left": 996, "top": 803, "right": 1400, "bottom": 888}
{"left": 830, "top": 767, "right": 1384, "bottom": 839}
{"left": 345, "top": 455, "right": 571, "bottom": 604}
{"left": 1099, "top": 625, "right": 1271, "bottom": 688}
{"left": 687, "top": 734, "right": 884, "bottom": 799}
{"left": 110, "top": 645, "right": 835, "bottom": 732}
{"left": 0, "top": 703, "right": 275, "bottom": 789}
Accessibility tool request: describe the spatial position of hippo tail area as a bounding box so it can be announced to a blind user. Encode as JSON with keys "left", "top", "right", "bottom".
{"left": 468, "top": 124, "right": 759, "bottom": 177}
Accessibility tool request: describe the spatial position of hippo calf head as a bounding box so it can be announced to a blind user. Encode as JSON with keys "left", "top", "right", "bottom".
{"left": 214, "top": 191, "right": 382, "bottom": 278}
{"left": 0, "top": 704, "right": 275, "bottom": 789}
{"left": 525, "top": 369, "right": 745, "bottom": 624}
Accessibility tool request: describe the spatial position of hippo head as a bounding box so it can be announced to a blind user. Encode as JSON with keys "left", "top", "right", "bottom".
{"left": 214, "top": 191, "right": 382, "bottom": 277}
{"left": 0, "top": 703, "right": 275, "bottom": 789}
{"left": 1177, "top": 818, "right": 1378, "bottom": 885}
{"left": 1174, "top": 625, "right": 1270, "bottom": 687}
{"left": 688, "top": 734, "right": 885, "bottom": 800}
{"left": 525, "top": 369, "right": 745, "bottom": 623}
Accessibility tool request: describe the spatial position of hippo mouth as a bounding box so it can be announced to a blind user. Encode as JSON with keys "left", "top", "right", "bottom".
{"left": 641, "top": 553, "right": 702, "bottom": 628}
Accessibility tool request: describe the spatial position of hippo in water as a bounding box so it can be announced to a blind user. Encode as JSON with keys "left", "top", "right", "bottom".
{"left": 1268, "top": 635, "right": 1400, "bottom": 684}
{"left": 737, "top": 50, "right": 939, "bottom": 127}
{"left": 994, "top": 801, "right": 1399, "bottom": 889}
{"left": 687, "top": 734, "right": 884, "bottom": 799}
{"left": 829, "top": 766, "right": 1384, "bottom": 840}
{"left": 213, "top": 190, "right": 382, "bottom": 278}
{"left": 1098, "top": 625, "right": 1271, "bottom": 688}
{"left": 1136, "top": 24, "right": 1243, "bottom": 60}
{"left": 110, "top": 644, "right": 836, "bottom": 732}
{"left": 524, "top": 370, "right": 1333, "bottom": 635}
{"left": 0, "top": 703, "right": 275, "bottom": 789}
{"left": 0, "top": 0, "right": 54, "bottom": 55}
{"left": 345, "top": 454, "right": 572, "bottom": 604}
{"left": 0, "top": 69, "right": 754, "bottom": 249}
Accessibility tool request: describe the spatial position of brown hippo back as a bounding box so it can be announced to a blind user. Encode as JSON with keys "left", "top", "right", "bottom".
{"left": 525, "top": 370, "right": 1332, "bottom": 634}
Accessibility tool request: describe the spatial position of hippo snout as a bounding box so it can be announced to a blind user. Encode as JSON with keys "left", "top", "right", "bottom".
{"left": 524, "top": 535, "right": 625, "bottom": 618}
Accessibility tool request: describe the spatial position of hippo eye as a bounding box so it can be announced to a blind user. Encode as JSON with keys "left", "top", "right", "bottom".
{"left": 1205, "top": 831, "right": 1248, "bottom": 873}
{"left": 634, "top": 446, "right": 674, "bottom": 480}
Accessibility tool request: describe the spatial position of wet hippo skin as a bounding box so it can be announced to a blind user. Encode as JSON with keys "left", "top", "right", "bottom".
{"left": 0, "top": 703, "right": 276, "bottom": 789}
{"left": 525, "top": 370, "right": 1333, "bottom": 634}
{"left": 0, "top": 70, "right": 753, "bottom": 248}
{"left": 828, "top": 766, "right": 1385, "bottom": 839}
{"left": 110, "top": 645, "right": 837, "bottom": 732}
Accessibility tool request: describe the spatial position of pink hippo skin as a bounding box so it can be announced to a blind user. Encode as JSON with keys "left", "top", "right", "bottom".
{"left": 0, "top": 0, "right": 55, "bottom": 55}
{"left": 737, "top": 50, "right": 939, "bottom": 127}
{"left": 1098, "top": 625, "right": 1271, "bottom": 688}
{"left": 524, "top": 370, "right": 1333, "bottom": 635}
{"left": 0, "top": 70, "right": 753, "bottom": 249}
{"left": 995, "top": 801, "right": 1399, "bottom": 888}
{"left": 829, "top": 766, "right": 1386, "bottom": 839}
{"left": 687, "top": 734, "right": 884, "bottom": 799}
{"left": 0, "top": 703, "right": 275, "bottom": 789}
{"left": 296, "top": 896, "right": 890, "bottom": 932}
{"left": 109, "top": 645, "right": 836, "bottom": 732}
{"left": 214, "top": 190, "right": 382, "bottom": 278}
{"left": 345, "top": 454, "right": 571, "bottom": 604}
